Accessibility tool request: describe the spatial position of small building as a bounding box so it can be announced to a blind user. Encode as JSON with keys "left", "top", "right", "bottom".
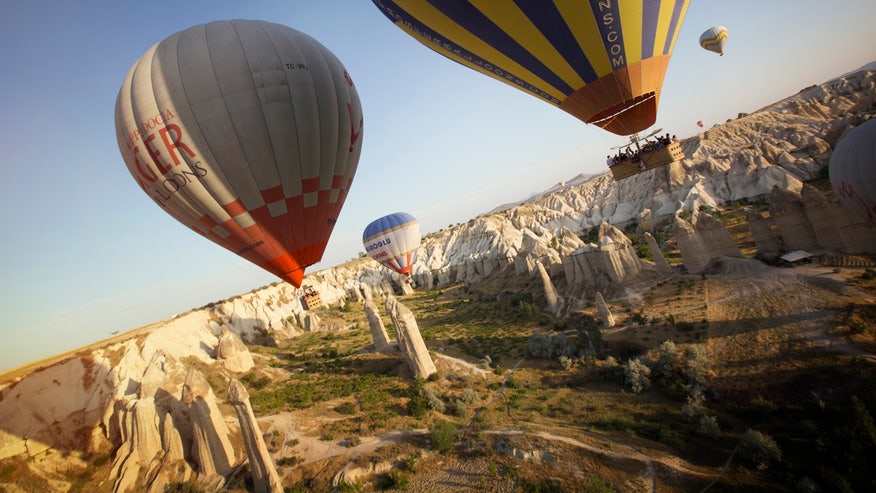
{"left": 301, "top": 287, "right": 322, "bottom": 310}
{"left": 779, "top": 250, "right": 815, "bottom": 267}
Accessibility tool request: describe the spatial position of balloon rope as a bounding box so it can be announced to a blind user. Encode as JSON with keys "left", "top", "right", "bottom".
{"left": 589, "top": 92, "right": 658, "bottom": 127}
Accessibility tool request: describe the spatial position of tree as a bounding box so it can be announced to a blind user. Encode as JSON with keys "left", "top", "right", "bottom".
{"left": 429, "top": 419, "right": 458, "bottom": 454}
{"left": 681, "top": 386, "right": 707, "bottom": 421}
{"left": 698, "top": 415, "right": 720, "bottom": 439}
{"left": 623, "top": 357, "right": 652, "bottom": 393}
{"left": 655, "top": 339, "right": 679, "bottom": 377}
{"left": 738, "top": 429, "right": 782, "bottom": 470}
{"left": 683, "top": 344, "right": 712, "bottom": 385}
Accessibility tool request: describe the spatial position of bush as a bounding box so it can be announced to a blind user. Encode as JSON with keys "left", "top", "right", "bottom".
{"left": 623, "top": 358, "right": 652, "bottom": 393}
{"left": 460, "top": 388, "right": 479, "bottom": 405}
{"left": 407, "top": 395, "right": 427, "bottom": 419}
{"left": 738, "top": 429, "right": 782, "bottom": 470}
{"left": 450, "top": 399, "right": 469, "bottom": 418}
{"left": 378, "top": 470, "right": 409, "bottom": 490}
{"left": 422, "top": 386, "right": 446, "bottom": 414}
{"left": 518, "top": 301, "right": 541, "bottom": 320}
{"left": 681, "top": 386, "right": 707, "bottom": 421}
{"left": 527, "top": 332, "right": 577, "bottom": 359}
{"left": 407, "top": 376, "right": 428, "bottom": 418}
{"left": 429, "top": 419, "right": 459, "bottom": 454}
{"left": 698, "top": 415, "right": 720, "bottom": 439}
{"left": 585, "top": 475, "right": 615, "bottom": 493}
{"left": 683, "top": 344, "right": 711, "bottom": 385}
{"left": 558, "top": 355, "right": 574, "bottom": 370}
{"left": 335, "top": 401, "right": 357, "bottom": 415}
{"left": 654, "top": 340, "right": 679, "bottom": 377}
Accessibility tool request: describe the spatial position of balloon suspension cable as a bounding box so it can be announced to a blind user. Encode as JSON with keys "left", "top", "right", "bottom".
{"left": 589, "top": 92, "right": 659, "bottom": 130}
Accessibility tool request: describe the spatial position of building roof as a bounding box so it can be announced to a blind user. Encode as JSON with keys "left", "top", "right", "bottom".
{"left": 780, "top": 250, "right": 815, "bottom": 263}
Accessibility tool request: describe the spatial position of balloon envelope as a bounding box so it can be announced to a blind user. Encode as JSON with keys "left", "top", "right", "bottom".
{"left": 829, "top": 119, "right": 876, "bottom": 225}
{"left": 115, "top": 20, "right": 363, "bottom": 287}
{"left": 363, "top": 213, "right": 421, "bottom": 276}
{"left": 371, "top": 0, "right": 690, "bottom": 136}
{"left": 697, "top": 120, "right": 704, "bottom": 127}
{"left": 699, "top": 25, "right": 728, "bottom": 55}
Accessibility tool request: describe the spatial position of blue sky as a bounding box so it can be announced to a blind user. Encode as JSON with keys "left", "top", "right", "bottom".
{"left": 1, "top": 0, "right": 874, "bottom": 372}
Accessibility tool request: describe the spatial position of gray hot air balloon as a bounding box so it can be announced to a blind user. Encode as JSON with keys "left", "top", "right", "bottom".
{"left": 829, "top": 119, "right": 876, "bottom": 225}
{"left": 115, "top": 20, "right": 363, "bottom": 286}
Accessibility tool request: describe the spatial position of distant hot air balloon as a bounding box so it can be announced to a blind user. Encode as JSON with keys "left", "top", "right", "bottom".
{"left": 699, "top": 26, "right": 728, "bottom": 56}
{"left": 371, "top": 0, "right": 690, "bottom": 136}
{"left": 363, "top": 213, "right": 421, "bottom": 276}
{"left": 115, "top": 20, "right": 363, "bottom": 287}
{"left": 697, "top": 120, "right": 705, "bottom": 128}
{"left": 829, "top": 119, "right": 876, "bottom": 225}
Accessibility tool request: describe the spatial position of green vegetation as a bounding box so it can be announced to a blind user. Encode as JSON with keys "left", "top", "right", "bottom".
{"left": 428, "top": 419, "right": 459, "bottom": 454}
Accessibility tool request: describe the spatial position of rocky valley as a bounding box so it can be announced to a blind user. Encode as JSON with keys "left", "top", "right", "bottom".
{"left": 1, "top": 68, "right": 876, "bottom": 493}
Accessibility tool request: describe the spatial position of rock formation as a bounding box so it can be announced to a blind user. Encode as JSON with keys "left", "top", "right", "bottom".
{"left": 385, "top": 295, "right": 437, "bottom": 379}
{"left": 594, "top": 292, "right": 615, "bottom": 328}
{"left": 673, "top": 213, "right": 740, "bottom": 274}
{"left": 182, "top": 370, "right": 235, "bottom": 481}
{"left": 563, "top": 222, "right": 642, "bottom": 291}
{"left": 228, "top": 379, "right": 284, "bottom": 493}
{"left": 770, "top": 186, "right": 820, "bottom": 251}
{"left": 536, "top": 261, "right": 560, "bottom": 315}
{"left": 301, "top": 311, "right": 321, "bottom": 332}
{"left": 364, "top": 298, "right": 392, "bottom": 352}
{"left": 515, "top": 229, "right": 561, "bottom": 276}
{"left": 216, "top": 327, "right": 255, "bottom": 373}
{"left": 644, "top": 232, "right": 672, "bottom": 273}
{"left": 673, "top": 217, "right": 710, "bottom": 274}
{"left": 696, "top": 213, "right": 742, "bottom": 259}
{"left": 745, "top": 209, "right": 783, "bottom": 257}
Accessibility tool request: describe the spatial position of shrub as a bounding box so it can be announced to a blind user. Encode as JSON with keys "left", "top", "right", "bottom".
{"left": 738, "top": 429, "right": 782, "bottom": 470}
{"left": 654, "top": 340, "right": 679, "bottom": 377}
{"left": 623, "top": 357, "right": 652, "bottom": 393}
{"left": 558, "top": 355, "right": 574, "bottom": 370}
{"left": 585, "top": 475, "right": 615, "bottom": 493}
{"left": 527, "top": 332, "right": 577, "bottom": 359}
{"left": 335, "top": 401, "right": 357, "bottom": 415}
{"left": 450, "top": 399, "right": 469, "bottom": 418}
{"left": 378, "top": 470, "right": 409, "bottom": 490}
{"left": 461, "top": 388, "right": 479, "bottom": 405}
{"left": 338, "top": 480, "right": 362, "bottom": 492}
{"left": 683, "top": 344, "right": 711, "bottom": 385}
{"left": 407, "top": 395, "right": 427, "bottom": 419}
{"left": 429, "top": 419, "right": 459, "bottom": 454}
{"left": 698, "top": 415, "right": 720, "bottom": 439}
{"left": 518, "top": 301, "right": 541, "bottom": 320}
{"left": 681, "top": 387, "right": 707, "bottom": 421}
{"left": 422, "top": 386, "right": 446, "bottom": 414}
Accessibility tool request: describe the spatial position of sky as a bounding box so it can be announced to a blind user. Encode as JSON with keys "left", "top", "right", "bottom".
{"left": 1, "top": 0, "right": 874, "bottom": 372}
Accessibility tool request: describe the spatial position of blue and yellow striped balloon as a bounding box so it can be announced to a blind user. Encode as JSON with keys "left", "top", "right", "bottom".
{"left": 372, "top": 0, "right": 690, "bottom": 136}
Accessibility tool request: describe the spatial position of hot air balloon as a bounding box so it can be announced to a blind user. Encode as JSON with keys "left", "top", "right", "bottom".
{"left": 699, "top": 26, "right": 728, "bottom": 56}
{"left": 115, "top": 20, "right": 363, "bottom": 288}
{"left": 697, "top": 120, "right": 705, "bottom": 128}
{"left": 371, "top": 0, "right": 690, "bottom": 136}
{"left": 363, "top": 213, "right": 421, "bottom": 276}
{"left": 829, "top": 119, "right": 876, "bottom": 225}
